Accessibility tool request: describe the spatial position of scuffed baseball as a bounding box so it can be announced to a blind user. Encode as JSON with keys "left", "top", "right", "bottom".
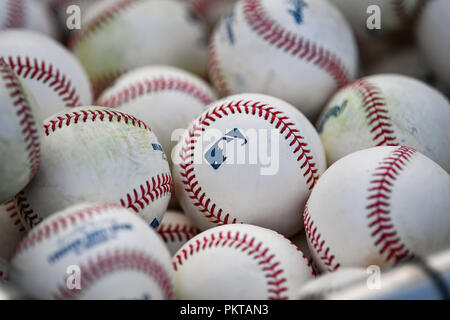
{"left": 304, "top": 146, "right": 450, "bottom": 272}
{"left": 70, "top": 0, "right": 209, "bottom": 96}
{"left": 157, "top": 210, "right": 199, "bottom": 256}
{"left": 0, "top": 60, "right": 40, "bottom": 203}
{"left": 417, "top": 0, "right": 450, "bottom": 91}
{"left": 0, "top": 199, "right": 26, "bottom": 262}
{"left": 0, "top": 30, "right": 93, "bottom": 126}
{"left": 316, "top": 74, "right": 450, "bottom": 171}
{"left": 209, "top": 0, "right": 358, "bottom": 119}
{"left": 10, "top": 203, "right": 174, "bottom": 300}
{"left": 0, "top": 0, "right": 59, "bottom": 39}
{"left": 173, "top": 93, "right": 326, "bottom": 237}
{"left": 173, "top": 224, "right": 315, "bottom": 299}
{"left": 97, "top": 65, "right": 217, "bottom": 165}
{"left": 17, "top": 106, "right": 172, "bottom": 229}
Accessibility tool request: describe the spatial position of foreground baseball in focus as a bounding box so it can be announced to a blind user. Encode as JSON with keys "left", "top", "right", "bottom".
{"left": 10, "top": 203, "right": 174, "bottom": 299}
{"left": 209, "top": 0, "right": 358, "bottom": 119}
{"left": 0, "top": 59, "right": 40, "bottom": 203}
{"left": 157, "top": 210, "right": 199, "bottom": 256}
{"left": 304, "top": 146, "right": 450, "bottom": 272}
{"left": 331, "top": 0, "right": 422, "bottom": 38}
{"left": 0, "top": 30, "right": 93, "bottom": 126}
{"left": 70, "top": 0, "right": 209, "bottom": 96}
{"left": 173, "top": 224, "right": 315, "bottom": 299}
{"left": 17, "top": 106, "right": 172, "bottom": 229}
{"left": 173, "top": 93, "right": 326, "bottom": 237}
{"left": 0, "top": 0, "right": 58, "bottom": 38}
{"left": 417, "top": 0, "right": 450, "bottom": 91}
{"left": 97, "top": 65, "right": 217, "bottom": 165}
{"left": 317, "top": 74, "right": 450, "bottom": 171}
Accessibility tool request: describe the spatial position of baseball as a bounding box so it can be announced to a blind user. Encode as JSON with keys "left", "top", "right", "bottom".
{"left": 97, "top": 65, "right": 217, "bottom": 166}
{"left": 10, "top": 203, "right": 174, "bottom": 300}
{"left": 16, "top": 106, "right": 172, "bottom": 229}
{"left": 331, "top": 0, "right": 422, "bottom": 38}
{"left": 69, "top": 0, "right": 209, "bottom": 96}
{"left": 209, "top": 0, "right": 358, "bottom": 120}
{"left": 157, "top": 210, "right": 199, "bottom": 256}
{"left": 173, "top": 93, "right": 326, "bottom": 237}
{"left": 0, "top": 30, "right": 93, "bottom": 126}
{"left": 304, "top": 146, "right": 450, "bottom": 272}
{"left": 295, "top": 268, "right": 368, "bottom": 300}
{"left": 0, "top": 0, "right": 58, "bottom": 39}
{"left": 0, "top": 59, "right": 40, "bottom": 203}
{"left": 189, "top": 0, "right": 238, "bottom": 27}
{"left": 417, "top": 0, "right": 450, "bottom": 92}
{"left": 317, "top": 74, "right": 450, "bottom": 171}
{"left": 172, "top": 223, "right": 315, "bottom": 299}
{"left": 0, "top": 199, "right": 26, "bottom": 262}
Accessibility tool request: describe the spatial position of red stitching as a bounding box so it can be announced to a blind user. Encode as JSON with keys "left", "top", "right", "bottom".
{"left": 16, "top": 173, "right": 172, "bottom": 230}
{"left": 5, "top": 56, "right": 81, "bottom": 108}
{"left": 242, "top": 0, "right": 350, "bottom": 88}
{"left": 190, "top": 0, "right": 218, "bottom": 19}
{"left": 158, "top": 223, "right": 199, "bottom": 243}
{"left": 3, "top": 0, "right": 24, "bottom": 28}
{"left": 99, "top": 76, "right": 215, "bottom": 108}
{"left": 367, "top": 146, "right": 415, "bottom": 264}
{"left": 43, "top": 109, "right": 152, "bottom": 136}
{"left": 349, "top": 79, "right": 398, "bottom": 146}
{"left": 208, "top": 37, "right": 230, "bottom": 96}
{"left": 0, "top": 58, "right": 40, "bottom": 180}
{"left": 179, "top": 99, "right": 319, "bottom": 225}
{"left": 52, "top": 248, "right": 174, "bottom": 300}
{"left": 119, "top": 173, "right": 173, "bottom": 214}
{"left": 172, "top": 230, "right": 291, "bottom": 299}
{"left": 303, "top": 203, "right": 340, "bottom": 272}
{"left": 4, "top": 198, "right": 25, "bottom": 233}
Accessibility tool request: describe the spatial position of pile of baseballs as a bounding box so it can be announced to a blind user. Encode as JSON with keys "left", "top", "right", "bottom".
{"left": 0, "top": 0, "right": 448, "bottom": 300}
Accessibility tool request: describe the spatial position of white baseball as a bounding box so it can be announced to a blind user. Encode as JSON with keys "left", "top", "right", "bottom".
{"left": 173, "top": 223, "right": 315, "bottom": 299}
{"left": 70, "top": 0, "right": 209, "bottom": 96}
{"left": 0, "top": 199, "right": 26, "bottom": 262}
{"left": 0, "top": 0, "right": 58, "bottom": 39}
{"left": 173, "top": 93, "right": 326, "bottom": 237}
{"left": 157, "top": 210, "right": 199, "bottom": 256}
{"left": 0, "top": 59, "right": 40, "bottom": 202}
{"left": 295, "top": 268, "right": 367, "bottom": 300}
{"left": 16, "top": 106, "right": 172, "bottom": 230}
{"left": 189, "top": 0, "right": 238, "bottom": 27}
{"left": 209, "top": 0, "right": 358, "bottom": 120}
{"left": 304, "top": 146, "right": 450, "bottom": 272}
{"left": 0, "top": 30, "right": 93, "bottom": 126}
{"left": 316, "top": 74, "right": 450, "bottom": 171}
{"left": 417, "top": 0, "right": 450, "bottom": 92}
{"left": 97, "top": 65, "right": 217, "bottom": 165}
{"left": 10, "top": 203, "right": 174, "bottom": 300}
{"left": 331, "top": 0, "right": 422, "bottom": 38}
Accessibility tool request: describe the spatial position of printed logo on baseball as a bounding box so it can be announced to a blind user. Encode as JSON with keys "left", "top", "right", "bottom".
{"left": 16, "top": 106, "right": 172, "bottom": 230}
{"left": 209, "top": 0, "right": 358, "bottom": 119}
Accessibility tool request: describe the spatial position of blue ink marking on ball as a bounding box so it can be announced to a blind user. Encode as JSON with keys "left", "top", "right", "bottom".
{"left": 288, "top": 0, "right": 308, "bottom": 24}
{"left": 316, "top": 100, "right": 348, "bottom": 133}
